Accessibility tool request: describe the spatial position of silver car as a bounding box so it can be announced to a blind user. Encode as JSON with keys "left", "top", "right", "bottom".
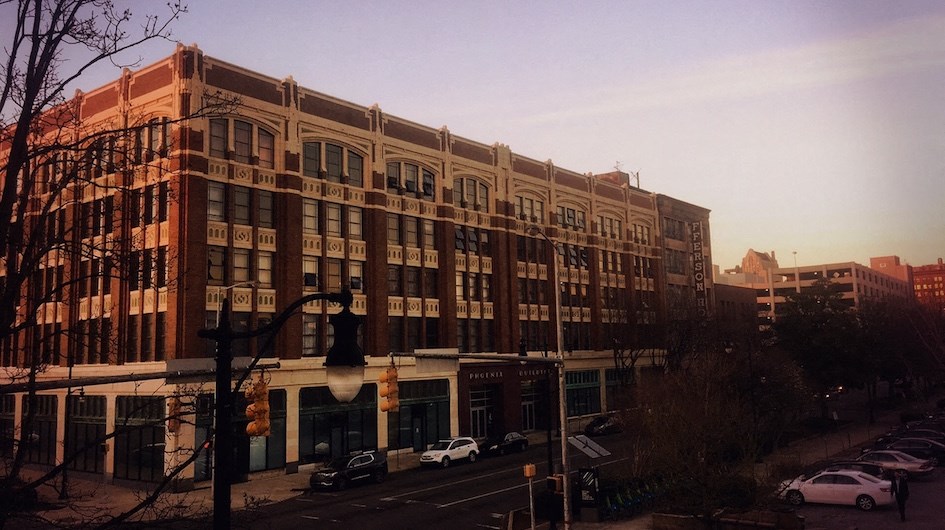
{"left": 420, "top": 437, "right": 479, "bottom": 468}
{"left": 857, "top": 449, "right": 935, "bottom": 478}
{"left": 780, "top": 470, "right": 894, "bottom": 511}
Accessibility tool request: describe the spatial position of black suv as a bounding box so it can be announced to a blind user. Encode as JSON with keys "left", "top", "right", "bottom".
{"left": 309, "top": 450, "right": 388, "bottom": 490}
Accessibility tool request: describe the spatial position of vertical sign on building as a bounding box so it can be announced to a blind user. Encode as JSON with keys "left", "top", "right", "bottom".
{"left": 690, "top": 221, "right": 707, "bottom": 318}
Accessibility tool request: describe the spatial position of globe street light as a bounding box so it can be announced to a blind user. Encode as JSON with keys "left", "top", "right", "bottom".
{"left": 199, "top": 288, "right": 365, "bottom": 530}
{"left": 526, "top": 225, "right": 572, "bottom": 530}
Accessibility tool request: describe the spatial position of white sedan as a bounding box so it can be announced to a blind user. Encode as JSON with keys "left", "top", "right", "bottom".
{"left": 780, "top": 470, "right": 894, "bottom": 511}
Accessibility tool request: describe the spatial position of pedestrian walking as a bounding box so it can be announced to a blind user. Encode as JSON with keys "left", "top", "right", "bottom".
{"left": 890, "top": 469, "right": 909, "bottom": 522}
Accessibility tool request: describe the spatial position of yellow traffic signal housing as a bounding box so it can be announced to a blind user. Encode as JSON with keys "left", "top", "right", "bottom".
{"left": 245, "top": 375, "right": 271, "bottom": 437}
{"left": 378, "top": 365, "right": 399, "bottom": 412}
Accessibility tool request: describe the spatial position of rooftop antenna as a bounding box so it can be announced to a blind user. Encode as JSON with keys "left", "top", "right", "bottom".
{"left": 629, "top": 170, "right": 640, "bottom": 188}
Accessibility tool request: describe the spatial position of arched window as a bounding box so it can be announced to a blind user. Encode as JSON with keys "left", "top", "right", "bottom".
{"left": 452, "top": 176, "right": 489, "bottom": 212}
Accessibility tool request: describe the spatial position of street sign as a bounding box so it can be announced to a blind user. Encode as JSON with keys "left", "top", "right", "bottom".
{"left": 568, "top": 435, "right": 611, "bottom": 458}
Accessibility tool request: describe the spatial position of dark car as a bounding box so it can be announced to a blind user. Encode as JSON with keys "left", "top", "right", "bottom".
{"left": 584, "top": 414, "right": 622, "bottom": 436}
{"left": 309, "top": 450, "right": 387, "bottom": 490}
{"left": 482, "top": 432, "right": 529, "bottom": 456}
{"left": 879, "top": 438, "right": 945, "bottom": 466}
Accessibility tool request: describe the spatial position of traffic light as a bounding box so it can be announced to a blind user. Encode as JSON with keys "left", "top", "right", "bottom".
{"left": 245, "top": 375, "right": 271, "bottom": 437}
{"left": 379, "top": 365, "right": 399, "bottom": 412}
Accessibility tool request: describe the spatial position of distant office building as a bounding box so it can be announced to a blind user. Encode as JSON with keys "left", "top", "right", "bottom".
{"left": 718, "top": 251, "right": 913, "bottom": 324}
{"left": 913, "top": 258, "right": 945, "bottom": 312}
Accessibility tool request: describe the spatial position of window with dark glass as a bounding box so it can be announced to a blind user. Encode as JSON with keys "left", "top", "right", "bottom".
{"left": 388, "top": 266, "right": 403, "bottom": 296}
{"left": 233, "top": 121, "right": 252, "bottom": 163}
{"left": 387, "top": 213, "right": 401, "bottom": 244}
{"left": 208, "top": 246, "right": 226, "bottom": 285}
{"left": 258, "top": 129, "right": 274, "bottom": 169}
{"left": 454, "top": 227, "right": 465, "bottom": 251}
{"left": 327, "top": 203, "right": 342, "bottom": 237}
{"left": 406, "top": 267, "right": 421, "bottom": 297}
{"left": 422, "top": 169, "right": 435, "bottom": 200}
{"left": 303, "top": 256, "right": 318, "bottom": 288}
{"left": 234, "top": 249, "right": 251, "bottom": 283}
{"left": 423, "top": 219, "right": 435, "bottom": 249}
{"left": 258, "top": 190, "right": 274, "bottom": 228}
{"left": 326, "top": 144, "right": 343, "bottom": 183}
{"left": 234, "top": 186, "right": 250, "bottom": 225}
{"left": 302, "top": 314, "right": 318, "bottom": 356}
{"left": 405, "top": 216, "right": 419, "bottom": 247}
{"left": 327, "top": 258, "right": 342, "bottom": 291}
{"left": 348, "top": 152, "right": 363, "bottom": 187}
{"left": 423, "top": 268, "right": 438, "bottom": 298}
{"left": 348, "top": 206, "right": 363, "bottom": 240}
{"left": 303, "top": 142, "right": 320, "bottom": 177}
{"left": 404, "top": 164, "right": 418, "bottom": 193}
{"left": 302, "top": 199, "right": 318, "bottom": 234}
{"left": 386, "top": 162, "right": 400, "bottom": 191}
{"left": 208, "top": 182, "right": 226, "bottom": 222}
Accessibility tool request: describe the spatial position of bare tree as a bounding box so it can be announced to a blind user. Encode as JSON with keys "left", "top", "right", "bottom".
{"left": 1, "top": 2, "right": 238, "bottom": 527}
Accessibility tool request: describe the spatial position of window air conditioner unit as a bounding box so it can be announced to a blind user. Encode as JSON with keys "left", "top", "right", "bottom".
{"left": 350, "top": 277, "right": 363, "bottom": 290}
{"left": 303, "top": 272, "right": 318, "bottom": 287}
{"left": 387, "top": 176, "right": 400, "bottom": 189}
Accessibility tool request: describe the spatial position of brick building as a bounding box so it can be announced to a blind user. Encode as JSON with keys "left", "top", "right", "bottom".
{"left": 1, "top": 45, "right": 707, "bottom": 487}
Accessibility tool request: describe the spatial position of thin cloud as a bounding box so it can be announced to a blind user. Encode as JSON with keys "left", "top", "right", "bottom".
{"left": 522, "top": 14, "right": 945, "bottom": 124}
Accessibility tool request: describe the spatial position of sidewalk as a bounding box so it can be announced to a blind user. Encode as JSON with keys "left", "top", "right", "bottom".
{"left": 26, "top": 399, "right": 911, "bottom": 528}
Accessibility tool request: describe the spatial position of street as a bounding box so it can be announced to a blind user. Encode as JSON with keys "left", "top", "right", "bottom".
{"left": 240, "top": 434, "right": 632, "bottom": 530}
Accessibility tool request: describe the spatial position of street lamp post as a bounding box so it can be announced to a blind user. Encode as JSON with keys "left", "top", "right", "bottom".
{"left": 527, "top": 225, "right": 572, "bottom": 530}
{"left": 215, "top": 281, "right": 257, "bottom": 327}
{"left": 198, "top": 288, "right": 365, "bottom": 530}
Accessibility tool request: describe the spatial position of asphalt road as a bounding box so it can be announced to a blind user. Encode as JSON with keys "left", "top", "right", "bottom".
{"left": 243, "top": 434, "right": 631, "bottom": 530}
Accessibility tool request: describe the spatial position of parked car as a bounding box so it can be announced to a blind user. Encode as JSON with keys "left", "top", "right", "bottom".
{"left": 779, "top": 470, "right": 893, "bottom": 511}
{"left": 818, "top": 460, "right": 886, "bottom": 479}
{"left": 420, "top": 437, "right": 479, "bottom": 468}
{"left": 878, "top": 438, "right": 945, "bottom": 466}
{"left": 857, "top": 449, "right": 935, "bottom": 478}
{"left": 584, "top": 414, "right": 622, "bottom": 436}
{"left": 482, "top": 432, "right": 528, "bottom": 456}
{"left": 309, "top": 450, "right": 387, "bottom": 490}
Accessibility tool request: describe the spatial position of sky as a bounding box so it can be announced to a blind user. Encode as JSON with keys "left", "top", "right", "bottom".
{"left": 34, "top": 0, "right": 945, "bottom": 270}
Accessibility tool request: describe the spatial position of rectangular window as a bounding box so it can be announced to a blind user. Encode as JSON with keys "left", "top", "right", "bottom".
{"left": 481, "top": 274, "right": 491, "bottom": 302}
{"left": 156, "top": 248, "right": 167, "bottom": 288}
{"left": 303, "top": 256, "right": 318, "bottom": 289}
{"left": 423, "top": 219, "right": 435, "bottom": 250}
{"left": 208, "top": 182, "right": 226, "bottom": 222}
{"left": 404, "top": 164, "right": 418, "bottom": 194}
{"left": 349, "top": 261, "right": 364, "bottom": 291}
{"left": 347, "top": 206, "right": 363, "bottom": 240}
{"left": 388, "top": 266, "right": 403, "bottom": 296}
{"left": 348, "top": 152, "right": 363, "bottom": 187}
{"left": 406, "top": 267, "right": 421, "bottom": 297}
{"left": 455, "top": 272, "right": 465, "bottom": 299}
{"left": 326, "top": 144, "right": 343, "bottom": 183}
{"left": 422, "top": 170, "right": 435, "bottom": 200}
{"left": 303, "top": 199, "right": 318, "bottom": 234}
{"left": 423, "top": 268, "right": 438, "bottom": 298}
{"left": 326, "top": 203, "right": 342, "bottom": 237}
{"left": 234, "top": 249, "right": 251, "bottom": 283}
{"left": 387, "top": 213, "right": 401, "bottom": 245}
{"left": 258, "top": 129, "right": 274, "bottom": 169}
{"left": 258, "top": 251, "right": 273, "bottom": 287}
{"left": 234, "top": 186, "right": 251, "bottom": 225}
{"left": 327, "top": 258, "right": 342, "bottom": 291}
{"left": 258, "top": 190, "right": 274, "bottom": 228}
{"left": 405, "top": 216, "right": 419, "bottom": 247}
{"left": 454, "top": 227, "right": 465, "bottom": 251}
{"left": 302, "top": 314, "right": 318, "bottom": 356}
{"left": 233, "top": 121, "right": 252, "bottom": 163}
{"left": 303, "top": 142, "right": 320, "bottom": 177}
{"left": 386, "top": 162, "right": 400, "bottom": 192}
{"left": 208, "top": 246, "right": 226, "bottom": 285}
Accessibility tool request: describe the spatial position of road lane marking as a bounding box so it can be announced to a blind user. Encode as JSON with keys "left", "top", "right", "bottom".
{"left": 438, "top": 483, "right": 526, "bottom": 508}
